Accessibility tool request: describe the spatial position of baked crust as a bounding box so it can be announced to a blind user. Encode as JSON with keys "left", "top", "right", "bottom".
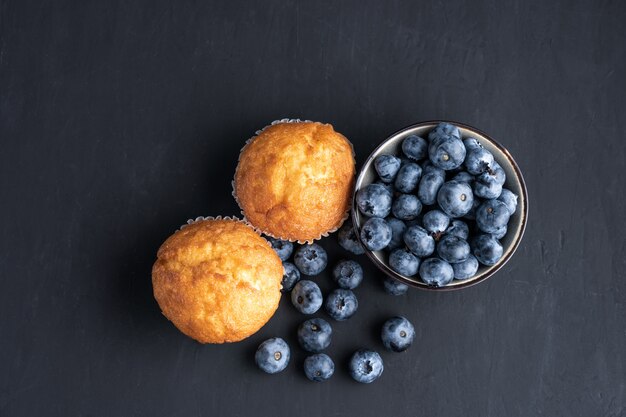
{"left": 152, "top": 218, "right": 283, "bottom": 343}
{"left": 234, "top": 121, "right": 355, "bottom": 243}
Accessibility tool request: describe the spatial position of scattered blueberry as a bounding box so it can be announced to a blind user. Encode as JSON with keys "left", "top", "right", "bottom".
{"left": 381, "top": 316, "right": 415, "bottom": 352}
{"left": 332, "top": 260, "right": 363, "bottom": 289}
{"left": 437, "top": 180, "right": 474, "bottom": 218}
{"left": 422, "top": 210, "right": 450, "bottom": 237}
{"left": 498, "top": 188, "right": 518, "bottom": 215}
{"left": 294, "top": 243, "right": 328, "bottom": 276}
{"left": 446, "top": 219, "right": 469, "bottom": 240}
{"left": 349, "top": 349, "right": 384, "bottom": 383}
{"left": 281, "top": 262, "right": 301, "bottom": 292}
{"left": 383, "top": 277, "right": 409, "bottom": 295}
{"left": 360, "top": 217, "right": 392, "bottom": 251}
{"left": 386, "top": 217, "right": 407, "bottom": 251}
{"left": 476, "top": 199, "right": 511, "bottom": 234}
{"left": 394, "top": 162, "right": 422, "bottom": 193}
{"left": 297, "top": 318, "right": 332, "bottom": 353}
{"left": 374, "top": 154, "right": 402, "bottom": 183}
{"left": 465, "top": 145, "right": 495, "bottom": 175}
{"left": 389, "top": 248, "right": 420, "bottom": 276}
{"left": 325, "top": 289, "right": 358, "bottom": 321}
{"left": 356, "top": 183, "right": 393, "bottom": 218}
{"left": 337, "top": 220, "right": 365, "bottom": 255}
{"left": 255, "top": 338, "right": 290, "bottom": 374}
{"left": 402, "top": 135, "right": 428, "bottom": 160}
{"left": 303, "top": 353, "right": 335, "bottom": 382}
{"left": 392, "top": 193, "right": 422, "bottom": 220}
{"left": 419, "top": 258, "right": 454, "bottom": 287}
{"left": 452, "top": 254, "right": 479, "bottom": 280}
{"left": 437, "top": 235, "right": 470, "bottom": 264}
{"left": 404, "top": 225, "right": 435, "bottom": 257}
{"left": 429, "top": 136, "right": 466, "bottom": 170}
{"left": 267, "top": 237, "right": 293, "bottom": 261}
{"left": 471, "top": 234, "right": 504, "bottom": 266}
{"left": 291, "top": 280, "right": 323, "bottom": 314}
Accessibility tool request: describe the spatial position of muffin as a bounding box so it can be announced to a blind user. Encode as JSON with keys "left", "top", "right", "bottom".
{"left": 152, "top": 217, "right": 283, "bottom": 343}
{"left": 234, "top": 120, "right": 355, "bottom": 243}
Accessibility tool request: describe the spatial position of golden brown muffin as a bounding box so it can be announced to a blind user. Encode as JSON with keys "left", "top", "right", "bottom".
{"left": 152, "top": 217, "right": 283, "bottom": 344}
{"left": 234, "top": 121, "right": 355, "bottom": 243}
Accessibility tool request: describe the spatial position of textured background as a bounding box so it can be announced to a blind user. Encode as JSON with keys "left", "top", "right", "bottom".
{"left": 1, "top": 1, "right": 625, "bottom": 416}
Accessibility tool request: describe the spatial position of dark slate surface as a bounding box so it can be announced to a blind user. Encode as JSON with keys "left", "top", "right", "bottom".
{"left": 1, "top": 1, "right": 624, "bottom": 416}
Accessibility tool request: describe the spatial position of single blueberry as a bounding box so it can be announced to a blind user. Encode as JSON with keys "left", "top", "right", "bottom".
{"left": 403, "top": 225, "right": 435, "bottom": 257}
{"left": 402, "top": 135, "right": 428, "bottom": 160}
{"left": 491, "top": 225, "right": 507, "bottom": 240}
{"left": 476, "top": 199, "right": 511, "bottom": 233}
{"left": 381, "top": 316, "right": 415, "bottom": 352}
{"left": 452, "top": 254, "right": 479, "bottom": 280}
{"left": 349, "top": 349, "right": 384, "bottom": 383}
{"left": 428, "top": 122, "right": 461, "bottom": 141}
{"left": 453, "top": 171, "right": 475, "bottom": 184}
{"left": 383, "top": 277, "right": 409, "bottom": 295}
{"left": 419, "top": 257, "right": 454, "bottom": 287}
{"left": 360, "top": 217, "right": 392, "bottom": 251}
{"left": 267, "top": 237, "right": 293, "bottom": 261}
{"left": 429, "top": 136, "right": 466, "bottom": 170}
{"left": 463, "top": 137, "right": 482, "bottom": 150}
{"left": 332, "top": 259, "right": 363, "bottom": 289}
{"left": 422, "top": 210, "right": 451, "bottom": 237}
{"left": 445, "top": 219, "right": 469, "bottom": 240}
{"left": 337, "top": 220, "right": 365, "bottom": 255}
{"left": 281, "top": 262, "right": 301, "bottom": 292}
{"left": 465, "top": 146, "right": 495, "bottom": 175}
{"left": 255, "top": 337, "right": 290, "bottom": 374}
{"left": 374, "top": 154, "right": 402, "bottom": 183}
{"left": 303, "top": 353, "right": 335, "bottom": 382}
{"left": 473, "top": 179, "right": 503, "bottom": 199}
{"left": 437, "top": 235, "right": 470, "bottom": 264}
{"left": 498, "top": 188, "right": 518, "bottom": 215}
{"left": 325, "top": 289, "right": 358, "bottom": 321}
{"left": 477, "top": 162, "right": 506, "bottom": 186}
{"left": 356, "top": 183, "right": 393, "bottom": 218}
{"left": 389, "top": 248, "right": 420, "bottom": 276}
{"left": 294, "top": 243, "right": 328, "bottom": 276}
{"left": 297, "top": 318, "right": 332, "bottom": 353}
{"left": 386, "top": 217, "right": 407, "bottom": 251}
{"left": 392, "top": 193, "right": 422, "bottom": 221}
{"left": 437, "top": 180, "right": 474, "bottom": 218}
{"left": 291, "top": 280, "right": 323, "bottom": 314}
{"left": 394, "top": 162, "right": 422, "bottom": 193}
{"left": 417, "top": 168, "right": 445, "bottom": 205}
{"left": 471, "top": 234, "right": 504, "bottom": 266}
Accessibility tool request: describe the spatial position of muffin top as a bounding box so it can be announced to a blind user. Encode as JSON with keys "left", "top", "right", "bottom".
{"left": 234, "top": 121, "right": 355, "bottom": 243}
{"left": 152, "top": 218, "right": 283, "bottom": 344}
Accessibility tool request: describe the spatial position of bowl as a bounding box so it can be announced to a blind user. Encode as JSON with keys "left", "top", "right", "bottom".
{"left": 352, "top": 120, "right": 528, "bottom": 290}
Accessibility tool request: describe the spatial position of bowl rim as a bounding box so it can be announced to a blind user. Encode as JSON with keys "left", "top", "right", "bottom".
{"left": 351, "top": 120, "right": 529, "bottom": 291}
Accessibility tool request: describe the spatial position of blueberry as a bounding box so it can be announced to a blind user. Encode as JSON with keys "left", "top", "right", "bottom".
{"left": 392, "top": 194, "right": 422, "bottom": 220}
{"left": 255, "top": 337, "right": 290, "bottom": 374}
{"left": 452, "top": 254, "right": 479, "bottom": 280}
{"left": 325, "top": 289, "right": 358, "bottom": 321}
{"left": 465, "top": 145, "right": 495, "bottom": 175}
{"left": 429, "top": 136, "right": 466, "bottom": 170}
{"left": 291, "top": 280, "right": 323, "bottom": 314}
{"left": 473, "top": 180, "right": 503, "bottom": 199}
{"left": 337, "top": 220, "right": 365, "bottom": 255}
{"left": 437, "top": 180, "right": 474, "bottom": 218}
{"left": 374, "top": 180, "right": 394, "bottom": 195}
{"left": 386, "top": 217, "right": 407, "bottom": 251}
{"left": 471, "top": 234, "right": 504, "bottom": 266}
{"left": 463, "top": 137, "right": 482, "bottom": 150}
{"left": 402, "top": 135, "right": 428, "bottom": 160}
{"left": 437, "top": 235, "right": 470, "bottom": 264}
{"left": 303, "top": 353, "right": 335, "bottom": 382}
{"left": 360, "top": 217, "right": 392, "bottom": 251}
{"left": 267, "top": 237, "right": 293, "bottom": 261}
{"left": 383, "top": 277, "right": 409, "bottom": 295}
{"left": 404, "top": 225, "right": 435, "bottom": 257}
{"left": 477, "top": 162, "right": 506, "bottom": 186}
{"left": 428, "top": 122, "right": 461, "bottom": 141}
{"left": 476, "top": 199, "right": 511, "bottom": 233}
{"left": 297, "top": 318, "right": 332, "bottom": 353}
{"left": 422, "top": 210, "right": 450, "bottom": 237}
{"left": 445, "top": 219, "right": 469, "bottom": 240}
{"left": 463, "top": 198, "right": 481, "bottom": 220}
{"left": 294, "top": 243, "right": 328, "bottom": 276}
{"left": 349, "top": 349, "right": 384, "bottom": 383}
{"left": 388, "top": 248, "right": 420, "bottom": 276}
{"left": 281, "top": 262, "right": 301, "bottom": 292}
{"left": 332, "top": 260, "right": 363, "bottom": 289}
{"left": 453, "top": 171, "right": 475, "bottom": 184}
{"left": 491, "top": 225, "right": 507, "bottom": 239}
{"left": 381, "top": 316, "right": 415, "bottom": 352}
{"left": 374, "top": 154, "right": 401, "bottom": 183}
{"left": 356, "top": 183, "right": 393, "bottom": 218}
{"left": 498, "top": 188, "right": 518, "bottom": 215}
{"left": 417, "top": 167, "right": 445, "bottom": 205}
{"left": 394, "top": 162, "right": 422, "bottom": 193}
{"left": 419, "top": 258, "right": 454, "bottom": 287}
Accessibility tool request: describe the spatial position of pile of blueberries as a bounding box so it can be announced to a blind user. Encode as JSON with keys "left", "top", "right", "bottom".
{"left": 352, "top": 122, "right": 519, "bottom": 287}
{"left": 254, "top": 237, "right": 415, "bottom": 383}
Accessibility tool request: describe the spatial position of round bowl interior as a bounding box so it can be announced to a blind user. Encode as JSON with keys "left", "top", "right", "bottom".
{"left": 352, "top": 121, "right": 528, "bottom": 290}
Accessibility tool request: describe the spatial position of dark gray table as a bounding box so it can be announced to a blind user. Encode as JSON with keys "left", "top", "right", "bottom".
{"left": 1, "top": 1, "right": 624, "bottom": 416}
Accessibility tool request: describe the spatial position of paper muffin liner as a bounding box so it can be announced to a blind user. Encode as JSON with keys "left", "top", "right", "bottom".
{"left": 231, "top": 118, "right": 356, "bottom": 244}
{"left": 176, "top": 215, "right": 275, "bottom": 251}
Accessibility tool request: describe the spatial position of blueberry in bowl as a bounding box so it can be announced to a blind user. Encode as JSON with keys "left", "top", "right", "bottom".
{"left": 352, "top": 121, "right": 528, "bottom": 290}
